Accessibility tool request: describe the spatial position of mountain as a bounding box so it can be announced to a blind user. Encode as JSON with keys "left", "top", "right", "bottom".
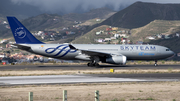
{"left": 21, "top": 14, "right": 73, "bottom": 31}
{"left": 0, "top": 14, "right": 74, "bottom": 39}
{"left": 15, "top": 7, "right": 116, "bottom": 31}
{"left": 129, "top": 20, "right": 180, "bottom": 43}
{"left": 101, "top": 1, "right": 180, "bottom": 29}
{"left": 71, "top": 25, "right": 110, "bottom": 44}
{"left": 0, "top": 7, "right": 115, "bottom": 31}
{"left": 0, "top": 0, "right": 115, "bottom": 20}
{"left": 62, "top": 7, "right": 116, "bottom": 21}
{"left": 71, "top": 20, "right": 180, "bottom": 55}
{"left": 0, "top": 7, "right": 115, "bottom": 39}
{"left": 0, "top": 6, "right": 116, "bottom": 40}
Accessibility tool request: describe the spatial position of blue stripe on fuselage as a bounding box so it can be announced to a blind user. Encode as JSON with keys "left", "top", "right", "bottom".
{"left": 45, "top": 45, "right": 76, "bottom": 57}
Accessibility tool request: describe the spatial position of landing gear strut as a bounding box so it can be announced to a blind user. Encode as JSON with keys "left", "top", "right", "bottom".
{"left": 154, "top": 60, "right": 158, "bottom": 66}
{"left": 87, "top": 56, "right": 100, "bottom": 67}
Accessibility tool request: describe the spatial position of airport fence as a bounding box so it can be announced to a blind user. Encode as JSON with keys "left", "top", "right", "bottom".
{"left": 28, "top": 90, "right": 100, "bottom": 101}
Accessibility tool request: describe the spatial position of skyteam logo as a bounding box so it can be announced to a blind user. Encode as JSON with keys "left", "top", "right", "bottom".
{"left": 15, "top": 27, "right": 26, "bottom": 39}
{"left": 45, "top": 45, "right": 77, "bottom": 57}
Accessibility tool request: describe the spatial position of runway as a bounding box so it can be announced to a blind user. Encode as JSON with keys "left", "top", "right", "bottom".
{"left": 0, "top": 64, "right": 180, "bottom": 70}
{"left": 0, "top": 64, "right": 180, "bottom": 85}
{"left": 0, "top": 73, "right": 179, "bottom": 86}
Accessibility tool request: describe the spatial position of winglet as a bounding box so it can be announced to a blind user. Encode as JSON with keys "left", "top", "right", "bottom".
{"left": 7, "top": 16, "right": 44, "bottom": 44}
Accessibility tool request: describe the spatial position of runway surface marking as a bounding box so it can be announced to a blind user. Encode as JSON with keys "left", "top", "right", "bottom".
{"left": 0, "top": 74, "right": 178, "bottom": 85}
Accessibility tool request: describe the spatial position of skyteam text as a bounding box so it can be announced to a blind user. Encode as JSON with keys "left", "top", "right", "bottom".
{"left": 120, "top": 46, "right": 156, "bottom": 51}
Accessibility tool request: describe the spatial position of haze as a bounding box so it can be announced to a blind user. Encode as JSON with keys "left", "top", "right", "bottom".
{"left": 11, "top": 0, "right": 180, "bottom": 14}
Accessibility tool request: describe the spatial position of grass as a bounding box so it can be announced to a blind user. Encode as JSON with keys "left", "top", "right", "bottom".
{"left": 126, "top": 60, "right": 180, "bottom": 65}
{"left": 131, "top": 97, "right": 155, "bottom": 100}
{"left": 111, "top": 98, "right": 118, "bottom": 101}
{"left": 1, "top": 60, "right": 180, "bottom": 66}
{"left": 161, "top": 60, "right": 165, "bottom": 64}
{"left": 0, "top": 61, "right": 180, "bottom": 76}
{"left": 168, "top": 68, "right": 173, "bottom": 72}
{"left": 1, "top": 68, "right": 180, "bottom": 76}
{"left": 139, "top": 90, "right": 143, "bottom": 92}
{"left": 55, "top": 97, "right": 59, "bottom": 99}
{"left": 2, "top": 82, "right": 179, "bottom": 101}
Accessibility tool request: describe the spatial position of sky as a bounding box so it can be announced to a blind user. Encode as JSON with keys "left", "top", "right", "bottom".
{"left": 11, "top": 0, "right": 180, "bottom": 14}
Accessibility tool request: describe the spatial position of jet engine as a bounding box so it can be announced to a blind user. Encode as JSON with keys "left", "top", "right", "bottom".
{"left": 106, "top": 55, "right": 127, "bottom": 65}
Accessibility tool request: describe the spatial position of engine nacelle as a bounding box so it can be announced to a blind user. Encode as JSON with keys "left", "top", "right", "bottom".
{"left": 106, "top": 55, "right": 127, "bottom": 65}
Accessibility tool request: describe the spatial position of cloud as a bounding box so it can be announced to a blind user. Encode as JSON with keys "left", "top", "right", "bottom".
{"left": 11, "top": 0, "right": 180, "bottom": 14}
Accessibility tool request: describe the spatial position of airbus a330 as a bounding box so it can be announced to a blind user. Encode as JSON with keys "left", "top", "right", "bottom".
{"left": 7, "top": 17, "right": 175, "bottom": 67}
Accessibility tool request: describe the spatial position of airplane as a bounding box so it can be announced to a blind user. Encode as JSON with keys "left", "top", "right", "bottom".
{"left": 7, "top": 16, "right": 175, "bottom": 67}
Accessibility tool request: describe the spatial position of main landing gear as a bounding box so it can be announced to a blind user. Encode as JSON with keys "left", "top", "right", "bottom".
{"left": 87, "top": 56, "right": 100, "bottom": 67}
{"left": 154, "top": 60, "right": 158, "bottom": 66}
{"left": 87, "top": 62, "right": 99, "bottom": 67}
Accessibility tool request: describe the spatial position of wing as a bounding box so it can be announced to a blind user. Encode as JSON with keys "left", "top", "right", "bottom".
{"left": 69, "top": 44, "right": 115, "bottom": 57}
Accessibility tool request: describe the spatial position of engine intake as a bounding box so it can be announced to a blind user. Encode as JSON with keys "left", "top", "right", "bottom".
{"left": 106, "top": 55, "right": 126, "bottom": 65}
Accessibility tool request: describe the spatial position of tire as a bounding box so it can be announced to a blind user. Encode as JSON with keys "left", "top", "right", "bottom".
{"left": 94, "top": 63, "right": 99, "bottom": 67}
{"left": 87, "top": 63, "right": 90, "bottom": 66}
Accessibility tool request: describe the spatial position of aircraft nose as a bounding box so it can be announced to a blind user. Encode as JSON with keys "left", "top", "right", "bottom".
{"left": 170, "top": 51, "right": 175, "bottom": 56}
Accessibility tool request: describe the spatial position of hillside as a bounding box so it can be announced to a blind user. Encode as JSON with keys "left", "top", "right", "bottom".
{"left": 73, "top": 20, "right": 180, "bottom": 44}
{"left": 21, "top": 14, "right": 73, "bottom": 31}
{"left": 149, "top": 37, "right": 180, "bottom": 53}
{"left": 0, "top": 0, "right": 118, "bottom": 20}
{"left": 101, "top": 1, "right": 180, "bottom": 29}
{"left": 130, "top": 20, "right": 180, "bottom": 43}
{"left": 72, "top": 25, "right": 110, "bottom": 44}
{"left": 0, "top": 7, "right": 115, "bottom": 36}
{"left": 72, "top": 25, "right": 130, "bottom": 44}
{"left": 78, "top": 18, "right": 105, "bottom": 26}
{"left": 62, "top": 7, "right": 116, "bottom": 22}
{"left": 0, "top": 14, "right": 74, "bottom": 39}
{"left": 0, "top": 7, "right": 114, "bottom": 39}
{"left": 72, "top": 20, "right": 180, "bottom": 56}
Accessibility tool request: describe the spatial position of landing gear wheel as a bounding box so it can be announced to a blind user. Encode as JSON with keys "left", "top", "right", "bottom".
{"left": 94, "top": 63, "right": 99, "bottom": 67}
{"left": 154, "top": 60, "right": 158, "bottom": 66}
{"left": 87, "top": 63, "right": 93, "bottom": 67}
{"left": 87, "top": 63, "right": 90, "bottom": 66}
{"left": 87, "top": 62, "right": 99, "bottom": 67}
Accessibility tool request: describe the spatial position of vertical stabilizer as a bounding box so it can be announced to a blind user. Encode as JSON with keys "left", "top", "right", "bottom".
{"left": 7, "top": 17, "right": 44, "bottom": 44}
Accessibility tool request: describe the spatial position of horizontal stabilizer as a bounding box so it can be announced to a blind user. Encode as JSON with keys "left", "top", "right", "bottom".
{"left": 12, "top": 44, "right": 31, "bottom": 51}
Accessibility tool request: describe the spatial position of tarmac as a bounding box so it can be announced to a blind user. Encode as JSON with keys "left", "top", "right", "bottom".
{"left": 0, "top": 64, "right": 179, "bottom": 70}
{"left": 0, "top": 64, "right": 180, "bottom": 85}
{"left": 0, "top": 73, "right": 179, "bottom": 85}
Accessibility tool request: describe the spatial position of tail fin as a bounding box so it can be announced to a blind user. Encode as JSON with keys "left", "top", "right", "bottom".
{"left": 7, "top": 17, "right": 44, "bottom": 44}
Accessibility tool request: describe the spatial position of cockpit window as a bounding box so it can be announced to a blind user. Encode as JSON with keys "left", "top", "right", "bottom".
{"left": 166, "top": 49, "right": 170, "bottom": 51}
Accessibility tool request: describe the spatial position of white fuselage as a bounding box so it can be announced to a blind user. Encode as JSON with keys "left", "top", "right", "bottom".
{"left": 23, "top": 44, "right": 174, "bottom": 61}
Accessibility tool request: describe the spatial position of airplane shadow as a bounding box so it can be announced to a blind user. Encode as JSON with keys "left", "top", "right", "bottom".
{"left": 36, "top": 64, "right": 129, "bottom": 69}
{"left": 36, "top": 64, "right": 180, "bottom": 69}
{"left": 97, "top": 65, "right": 130, "bottom": 68}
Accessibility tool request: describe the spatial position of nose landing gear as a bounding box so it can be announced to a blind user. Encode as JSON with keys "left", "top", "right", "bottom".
{"left": 154, "top": 60, "right": 158, "bottom": 66}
